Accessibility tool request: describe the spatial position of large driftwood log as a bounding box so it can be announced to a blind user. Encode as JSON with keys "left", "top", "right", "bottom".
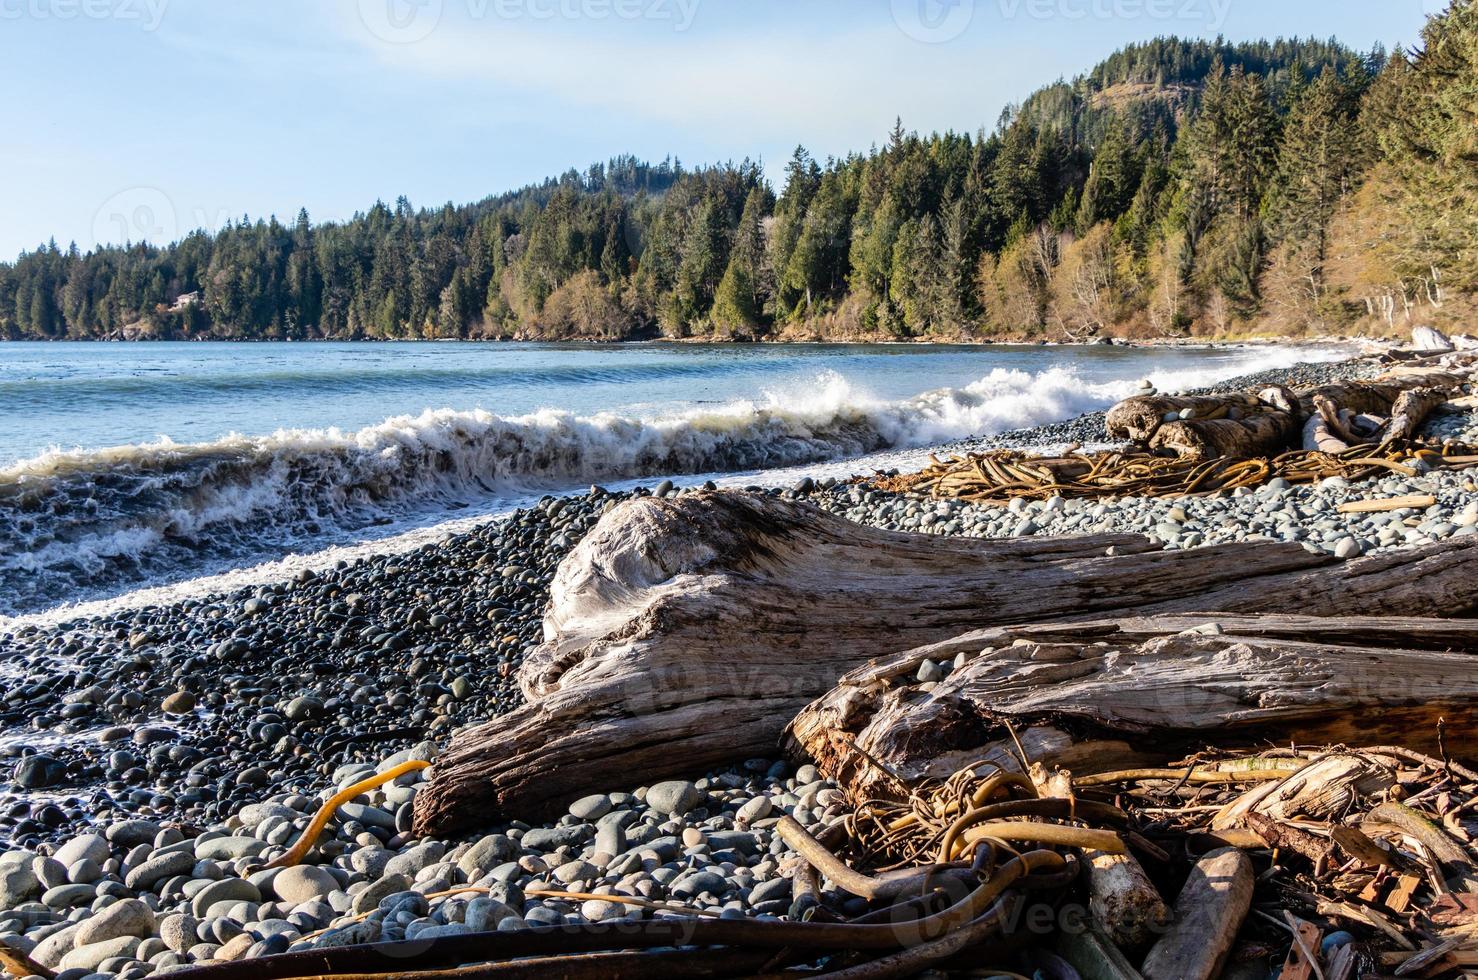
{"left": 414, "top": 492, "right": 1478, "bottom": 835}
{"left": 786, "top": 613, "right": 1478, "bottom": 804}
{"left": 1106, "top": 371, "right": 1468, "bottom": 457}
{"left": 1297, "top": 372, "right": 1469, "bottom": 451}
{"left": 1105, "top": 392, "right": 1268, "bottom": 443}
{"left": 1107, "top": 387, "right": 1300, "bottom": 459}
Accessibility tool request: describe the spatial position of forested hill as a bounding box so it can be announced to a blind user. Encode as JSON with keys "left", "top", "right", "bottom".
{"left": 4, "top": 10, "right": 1476, "bottom": 343}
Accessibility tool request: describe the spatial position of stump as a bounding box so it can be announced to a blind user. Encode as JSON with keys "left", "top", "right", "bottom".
{"left": 414, "top": 492, "right": 1478, "bottom": 835}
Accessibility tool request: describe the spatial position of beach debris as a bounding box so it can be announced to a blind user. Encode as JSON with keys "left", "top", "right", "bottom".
{"left": 411, "top": 493, "right": 1478, "bottom": 836}
{"left": 787, "top": 613, "right": 1478, "bottom": 819}
{"left": 875, "top": 361, "right": 1474, "bottom": 505}
{"left": 1140, "top": 848, "right": 1254, "bottom": 980}
{"left": 870, "top": 441, "right": 1476, "bottom": 503}
{"left": 260, "top": 760, "right": 431, "bottom": 870}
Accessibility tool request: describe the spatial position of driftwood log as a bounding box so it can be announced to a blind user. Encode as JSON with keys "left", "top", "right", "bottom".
{"left": 786, "top": 613, "right": 1478, "bottom": 804}
{"left": 1107, "top": 371, "right": 1468, "bottom": 458}
{"left": 1298, "top": 372, "right": 1469, "bottom": 451}
{"left": 414, "top": 492, "right": 1478, "bottom": 835}
{"left": 1106, "top": 386, "right": 1300, "bottom": 459}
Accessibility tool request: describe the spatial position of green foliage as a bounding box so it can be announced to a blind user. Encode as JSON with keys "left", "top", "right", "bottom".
{"left": 0, "top": 31, "right": 1437, "bottom": 342}
{"left": 1368, "top": 0, "right": 1478, "bottom": 289}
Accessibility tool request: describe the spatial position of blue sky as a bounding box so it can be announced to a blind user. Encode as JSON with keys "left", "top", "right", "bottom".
{"left": 0, "top": 0, "right": 1434, "bottom": 260}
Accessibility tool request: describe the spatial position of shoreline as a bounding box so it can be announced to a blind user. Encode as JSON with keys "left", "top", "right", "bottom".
{"left": 0, "top": 340, "right": 1355, "bottom": 620}
{"left": 1, "top": 350, "right": 1475, "bottom": 977}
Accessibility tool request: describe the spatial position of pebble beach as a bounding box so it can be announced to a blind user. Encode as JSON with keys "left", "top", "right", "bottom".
{"left": 3, "top": 352, "right": 1477, "bottom": 980}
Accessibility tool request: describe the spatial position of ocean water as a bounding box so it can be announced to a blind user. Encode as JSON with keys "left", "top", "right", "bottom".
{"left": 0, "top": 340, "right": 1346, "bottom": 618}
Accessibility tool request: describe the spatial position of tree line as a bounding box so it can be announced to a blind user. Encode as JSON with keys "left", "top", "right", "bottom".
{"left": 3, "top": 9, "right": 1474, "bottom": 343}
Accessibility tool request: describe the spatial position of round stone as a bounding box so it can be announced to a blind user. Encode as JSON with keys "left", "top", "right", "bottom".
{"left": 272, "top": 866, "right": 339, "bottom": 905}
{"left": 645, "top": 780, "right": 702, "bottom": 817}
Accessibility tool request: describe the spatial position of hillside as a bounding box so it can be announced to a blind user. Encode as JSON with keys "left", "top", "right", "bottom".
{"left": 2, "top": 7, "right": 1475, "bottom": 343}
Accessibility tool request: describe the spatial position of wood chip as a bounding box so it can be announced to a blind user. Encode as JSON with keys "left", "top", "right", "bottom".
{"left": 1387, "top": 874, "right": 1423, "bottom": 913}
{"left": 1277, "top": 915, "right": 1325, "bottom": 980}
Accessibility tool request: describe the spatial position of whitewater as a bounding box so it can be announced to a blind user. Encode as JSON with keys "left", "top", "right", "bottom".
{"left": 0, "top": 341, "right": 1349, "bottom": 619}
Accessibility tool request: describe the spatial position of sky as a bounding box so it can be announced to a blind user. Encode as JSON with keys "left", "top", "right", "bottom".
{"left": 0, "top": 0, "right": 1436, "bottom": 260}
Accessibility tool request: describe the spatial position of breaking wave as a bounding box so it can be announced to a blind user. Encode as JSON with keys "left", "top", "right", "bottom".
{"left": 0, "top": 348, "right": 1344, "bottom": 615}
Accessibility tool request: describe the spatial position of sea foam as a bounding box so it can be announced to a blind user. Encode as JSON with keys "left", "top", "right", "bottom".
{"left": 0, "top": 345, "right": 1347, "bottom": 617}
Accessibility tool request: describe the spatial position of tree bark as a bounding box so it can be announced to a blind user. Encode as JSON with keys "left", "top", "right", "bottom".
{"left": 786, "top": 612, "right": 1478, "bottom": 804}
{"left": 413, "top": 492, "right": 1478, "bottom": 836}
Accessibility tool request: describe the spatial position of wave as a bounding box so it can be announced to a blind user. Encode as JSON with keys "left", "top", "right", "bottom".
{"left": 0, "top": 346, "right": 1345, "bottom": 616}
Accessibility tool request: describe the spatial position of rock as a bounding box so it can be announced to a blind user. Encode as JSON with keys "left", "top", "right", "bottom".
{"left": 284, "top": 697, "right": 323, "bottom": 722}
{"left": 54, "top": 834, "right": 111, "bottom": 868}
{"left": 412, "top": 923, "right": 472, "bottom": 940}
{"left": 61, "top": 936, "right": 142, "bottom": 973}
{"left": 313, "top": 921, "right": 381, "bottom": 948}
{"left": 272, "top": 866, "right": 339, "bottom": 905}
{"left": 40, "top": 883, "right": 96, "bottom": 908}
{"left": 162, "top": 691, "right": 197, "bottom": 714}
{"left": 569, "top": 795, "right": 613, "bottom": 821}
{"left": 190, "top": 878, "right": 261, "bottom": 917}
{"left": 125, "top": 850, "right": 195, "bottom": 891}
{"left": 1334, "top": 537, "right": 1362, "bottom": 559}
{"left": 349, "top": 847, "right": 393, "bottom": 878}
{"left": 338, "top": 803, "right": 395, "bottom": 831}
{"left": 74, "top": 899, "right": 156, "bottom": 946}
{"left": 31, "top": 924, "right": 83, "bottom": 969}
{"left": 457, "top": 835, "right": 514, "bottom": 878}
{"left": 106, "top": 821, "right": 162, "bottom": 849}
{"left": 520, "top": 826, "right": 591, "bottom": 852}
{"left": 159, "top": 914, "right": 201, "bottom": 954}
{"left": 214, "top": 933, "right": 256, "bottom": 961}
{"left": 194, "top": 837, "right": 266, "bottom": 861}
{"left": 672, "top": 870, "right": 728, "bottom": 899}
{"left": 580, "top": 899, "right": 627, "bottom": 922}
{"left": 352, "top": 874, "right": 412, "bottom": 916}
{"left": 237, "top": 804, "right": 297, "bottom": 831}
{"left": 383, "top": 842, "right": 445, "bottom": 878}
{"left": 464, "top": 897, "right": 519, "bottom": 932}
{"left": 645, "top": 780, "right": 702, "bottom": 817}
{"left": 14, "top": 755, "right": 66, "bottom": 789}
{"left": 750, "top": 877, "right": 792, "bottom": 905}
{"left": 0, "top": 856, "right": 39, "bottom": 907}
{"left": 67, "top": 857, "right": 103, "bottom": 885}
{"left": 553, "top": 860, "right": 596, "bottom": 884}
{"left": 916, "top": 660, "right": 945, "bottom": 683}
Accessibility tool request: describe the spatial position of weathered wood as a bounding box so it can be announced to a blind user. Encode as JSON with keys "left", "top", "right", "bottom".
{"left": 1385, "top": 386, "right": 1453, "bottom": 443}
{"left": 1032, "top": 765, "right": 1169, "bottom": 950}
{"left": 1108, "top": 387, "right": 1301, "bottom": 459}
{"left": 415, "top": 492, "right": 1478, "bottom": 835}
{"left": 1150, "top": 406, "right": 1299, "bottom": 459}
{"left": 787, "top": 611, "right": 1478, "bottom": 804}
{"left": 1301, "top": 372, "right": 1469, "bottom": 446}
{"left": 1105, "top": 392, "right": 1266, "bottom": 443}
{"left": 1212, "top": 754, "right": 1397, "bottom": 831}
{"left": 1140, "top": 848, "right": 1254, "bottom": 980}
{"left": 1336, "top": 494, "right": 1436, "bottom": 514}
